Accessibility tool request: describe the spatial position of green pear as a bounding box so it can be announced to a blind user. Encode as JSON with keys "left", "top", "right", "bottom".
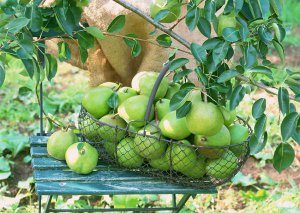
{"left": 149, "top": 154, "right": 170, "bottom": 171}
{"left": 98, "top": 114, "right": 127, "bottom": 142}
{"left": 117, "top": 87, "right": 137, "bottom": 106}
{"left": 134, "top": 124, "right": 167, "bottom": 159}
{"left": 220, "top": 107, "right": 236, "bottom": 127}
{"left": 194, "top": 125, "right": 231, "bottom": 159}
{"left": 80, "top": 119, "right": 102, "bottom": 141}
{"left": 118, "top": 95, "right": 154, "bottom": 127}
{"left": 117, "top": 138, "right": 144, "bottom": 168}
{"left": 181, "top": 158, "right": 206, "bottom": 178}
{"left": 131, "top": 71, "right": 148, "bottom": 91}
{"left": 217, "top": 12, "right": 237, "bottom": 36}
{"left": 99, "top": 82, "right": 120, "bottom": 90}
{"left": 82, "top": 87, "right": 113, "bottom": 119}
{"left": 47, "top": 130, "right": 78, "bottom": 160}
{"left": 229, "top": 124, "right": 249, "bottom": 156}
{"left": 166, "top": 140, "right": 197, "bottom": 173}
{"left": 155, "top": 99, "right": 170, "bottom": 120}
{"left": 159, "top": 111, "right": 191, "bottom": 140}
{"left": 206, "top": 150, "right": 238, "bottom": 179}
{"left": 165, "top": 83, "right": 180, "bottom": 99}
{"left": 186, "top": 101, "right": 224, "bottom": 136}
{"left": 127, "top": 125, "right": 140, "bottom": 137}
{"left": 134, "top": 72, "right": 169, "bottom": 100}
{"left": 103, "top": 141, "right": 117, "bottom": 157}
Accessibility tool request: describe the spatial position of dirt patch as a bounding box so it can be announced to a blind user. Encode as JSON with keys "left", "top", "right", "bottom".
{"left": 241, "top": 147, "right": 300, "bottom": 186}
{"left": 5, "top": 151, "right": 33, "bottom": 197}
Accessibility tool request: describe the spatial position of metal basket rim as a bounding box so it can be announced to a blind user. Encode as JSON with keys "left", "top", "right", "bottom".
{"left": 79, "top": 105, "right": 253, "bottom": 149}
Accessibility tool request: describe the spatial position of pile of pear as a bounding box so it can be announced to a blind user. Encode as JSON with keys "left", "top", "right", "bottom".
{"left": 81, "top": 71, "right": 249, "bottom": 179}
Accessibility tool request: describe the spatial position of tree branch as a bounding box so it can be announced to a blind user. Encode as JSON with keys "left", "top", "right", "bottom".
{"left": 236, "top": 75, "right": 299, "bottom": 102}
{"left": 113, "top": 0, "right": 299, "bottom": 103}
{"left": 103, "top": 32, "right": 192, "bottom": 55}
{"left": 169, "top": 15, "right": 186, "bottom": 30}
{"left": 112, "top": 0, "right": 191, "bottom": 49}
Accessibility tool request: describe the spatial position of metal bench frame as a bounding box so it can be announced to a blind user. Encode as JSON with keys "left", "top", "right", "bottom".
{"left": 31, "top": 31, "right": 217, "bottom": 213}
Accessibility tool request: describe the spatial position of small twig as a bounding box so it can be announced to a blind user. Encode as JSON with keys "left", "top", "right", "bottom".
{"left": 236, "top": 75, "right": 299, "bottom": 102}
{"left": 112, "top": 0, "right": 191, "bottom": 49}
{"left": 103, "top": 32, "right": 192, "bottom": 55}
{"left": 169, "top": 15, "right": 186, "bottom": 30}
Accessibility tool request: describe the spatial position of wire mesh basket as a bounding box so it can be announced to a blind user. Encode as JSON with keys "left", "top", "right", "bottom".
{"left": 78, "top": 65, "right": 252, "bottom": 188}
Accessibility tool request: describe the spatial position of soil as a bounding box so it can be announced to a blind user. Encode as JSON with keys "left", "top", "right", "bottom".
{"left": 5, "top": 150, "right": 33, "bottom": 197}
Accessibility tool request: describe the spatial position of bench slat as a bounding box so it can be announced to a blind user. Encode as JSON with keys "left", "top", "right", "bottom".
{"left": 35, "top": 181, "right": 217, "bottom": 195}
{"left": 33, "top": 169, "right": 158, "bottom": 182}
{"left": 32, "top": 157, "right": 128, "bottom": 170}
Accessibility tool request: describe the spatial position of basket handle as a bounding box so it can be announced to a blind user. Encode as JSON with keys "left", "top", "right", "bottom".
{"left": 144, "top": 63, "right": 170, "bottom": 122}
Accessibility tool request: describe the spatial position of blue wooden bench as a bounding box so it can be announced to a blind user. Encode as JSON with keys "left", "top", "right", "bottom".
{"left": 30, "top": 135, "right": 217, "bottom": 212}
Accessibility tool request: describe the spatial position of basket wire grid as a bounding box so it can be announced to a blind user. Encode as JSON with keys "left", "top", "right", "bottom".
{"left": 78, "top": 64, "right": 252, "bottom": 188}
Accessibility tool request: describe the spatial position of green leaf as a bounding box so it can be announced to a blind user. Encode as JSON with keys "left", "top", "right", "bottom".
{"left": 272, "top": 40, "right": 284, "bottom": 63}
{"left": 248, "top": 66, "right": 272, "bottom": 78}
{"left": 281, "top": 112, "right": 299, "bottom": 142}
{"left": 156, "top": 34, "right": 172, "bottom": 47}
{"left": 170, "top": 89, "right": 193, "bottom": 111}
{"left": 254, "top": 114, "right": 267, "bottom": 140}
{"left": 250, "top": 132, "right": 268, "bottom": 155}
{"left": 230, "top": 85, "right": 245, "bottom": 110}
{"left": 85, "top": 27, "right": 106, "bottom": 40}
{"left": 270, "top": 0, "right": 282, "bottom": 16}
{"left": 258, "top": 0, "right": 270, "bottom": 19}
{"left": 123, "top": 34, "right": 141, "bottom": 58}
{"left": 213, "top": 41, "right": 229, "bottom": 66}
{"left": 107, "top": 15, "right": 125, "bottom": 33}
{"left": 197, "top": 17, "right": 211, "bottom": 38}
{"left": 18, "top": 86, "right": 32, "bottom": 97}
{"left": 243, "top": 44, "right": 257, "bottom": 69}
{"left": 202, "top": 38, "right": 222, "bottom": 50}
{"left": 252, "top": 98, "right": 266, "bottom": 119}
{"left": 237, "top": 17, "right": 249, "bottom": 41}
{"left": 107, "top": 92, "right": 119, "bottom": 110}
{"left": 22, "top": 59, "right": 34, "bottom": 78}
{"left": 258, "top": 26, "right": 273, "bottom": 44}
{"left": 58, "top": 42, "right": 71, "bottom": 62}
{"left": 54, "top": 7, "right": 74, "bottom": 35}
{"left": 153, "top": 9, "right": 170, "bottom": 23}
{"left": 45, "top": 54, "right": 58, "bottom": 81}
{"left": 0, "top": 63, "right": 5, "bottom": 87}
{"left": 222, "top": 27, "right": 240, "bottom": 42}
{"left": 190, "top": 43, "right": 206, "bottom": 63}
{"left": 194, "top": 69, "right": 207, "bottom": 86}
{"left": 176, "top": 101, "right": 192, "bottom": 119}
{"left": 169, "top": 58, "right": 189, "bottom": 71}
{"left": 278, "top": 87, "right": 290, "bottom": 115}
{"left": 0, "top": 156, "right": 11, "bottom": 172}
{"left": 77, "top": 142, "right": 84, "bottom": 151}
{"left": 16, "top": 39, "right": 34, "bottom": 59}
{"left": 204, "top": 0, "right": 216, "bottom": 22}
{"left": 6, "top": 17, "right": 29, "bottom": 33}
{"left": 25, "top": 4, "right": 42, "bottom": 32}
{"left": 173, "top": 69, "right": 193, "bottom": 82}
{"left": 185, "top": 6, "right": 200, "bottom": 32}
{"left": 273, "top": 143, "right": 294, "bottom": 173}
{"left": 217, "top": 69, "right": 240, "bottom": 83}
{"left": 79, "top": 47, "right": 88, "bottom": 64}
{"left": 77, "top": 31, "right": 95, "bottom": 49}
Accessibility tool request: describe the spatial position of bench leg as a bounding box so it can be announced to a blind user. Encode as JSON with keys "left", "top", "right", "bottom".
{"left": 174, "top": 194, "right": 191, "bottom": 213}
{"left": 44, "top": 195, "right": 53, "bottom": 213}
{"left": 38, "top": 196, "right": 42, "bottom": 213}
